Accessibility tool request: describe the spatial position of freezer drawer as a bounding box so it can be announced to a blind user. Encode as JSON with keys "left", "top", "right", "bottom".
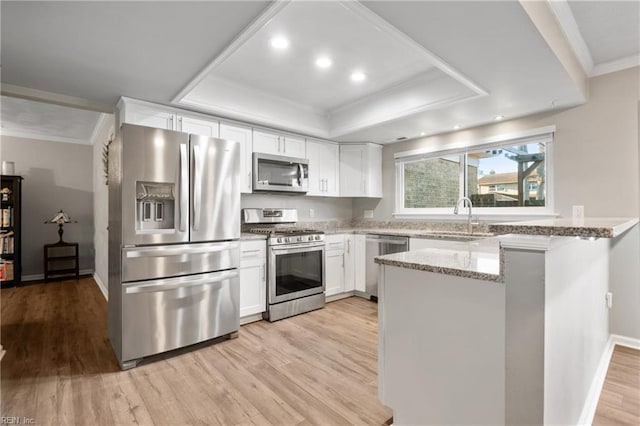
{"left": 122, "top": 241, "right": 239, "bottom": 282}
{"left": 121, "top": 269, "right": 240, "bottom": 362}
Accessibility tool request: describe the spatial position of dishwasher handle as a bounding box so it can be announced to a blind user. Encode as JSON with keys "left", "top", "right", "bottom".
{"left": 366, "top": 237, "right": 408, "bottom": 246}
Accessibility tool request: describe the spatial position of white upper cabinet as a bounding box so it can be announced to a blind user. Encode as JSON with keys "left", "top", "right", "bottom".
{"left": 306, "top": 139, "right": 340, "bottom": 197}
{"left": 220, "top": 122, "right": 253, "bottom": 194}
{"left": 253, "top": 129, "right": 306, "bottom": 158}
{"left": 177, "top": 115, "right": 219, "bottom": 138}
{"left": 120, "top": 101, "right": 176, "bottom": 130}
{"left": 339, "top": 143, "right": 382, "bottom": 197}
{"left": 118, "top": 98, "right": 219, "bottom": 138}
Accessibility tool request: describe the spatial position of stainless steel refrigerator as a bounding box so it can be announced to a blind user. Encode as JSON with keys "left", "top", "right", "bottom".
{"left": 108, "top": 123, "right": 241, "bottom": 369}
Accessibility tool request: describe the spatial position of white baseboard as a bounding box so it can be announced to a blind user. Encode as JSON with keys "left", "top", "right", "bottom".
{"left": 326, "top": 291, "right": 355, "bottom": 303}
{"left": 611, "top": 334, "right": 640, "bottom": 350}
{"left": 22, "top": 269, "right": 94, "bottom": 282}
{"left": 577, "top": 335, "right": 615, "bottom": 425}
{"left": 240, "top": 313, "right": 264, "bottom": 325}
{"left": 93, "top": 273, "right": 108, "bottom": 301}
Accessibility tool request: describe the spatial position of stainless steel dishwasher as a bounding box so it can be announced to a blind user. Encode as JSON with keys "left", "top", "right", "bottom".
{"left": 365, "top": 234, "right": 409, "bottom": 301}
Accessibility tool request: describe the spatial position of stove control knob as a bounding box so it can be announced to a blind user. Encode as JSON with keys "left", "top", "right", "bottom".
{"left": 297, "top": 236, "right": 303, "bottom": 241}
{"left": 315, "top": 235, "right": 320, "bottom": 240}
{"left": 285, "top": 237, "right": 291, "bottom": 243}
{"left": 277, "top": 237, "right": 283, "bottom": 243}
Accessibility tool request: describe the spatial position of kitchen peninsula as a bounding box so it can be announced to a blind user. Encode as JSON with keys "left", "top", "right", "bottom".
{"left": 375, "top": 218, "right": 639, "bottom": 425}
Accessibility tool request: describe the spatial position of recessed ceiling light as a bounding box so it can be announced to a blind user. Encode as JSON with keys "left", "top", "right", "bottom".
{"left": 495, "top": 115, "right": 504, "bottom": 121}
{"left": 350, "top": 71, "right": 366, "bottom": 82}
{"left": 270, "top": 36, "right": 289, "bottom": 49}
{"left": 420, "top": 132, "right": 426, "bottom": 136}
{"left": 315, "top": 57, "right": 332, "bottom": 68}
{"left": 453, "top": 125, "right": 461, "bottom": 130}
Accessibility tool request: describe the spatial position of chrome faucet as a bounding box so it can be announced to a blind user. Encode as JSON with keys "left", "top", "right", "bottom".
{"left": 454, "top": 197, "right": 473, "bottom": 234}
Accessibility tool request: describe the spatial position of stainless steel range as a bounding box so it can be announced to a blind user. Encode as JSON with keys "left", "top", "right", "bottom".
{"left": 243, "top": 208, "right": 325, "bottom": 321}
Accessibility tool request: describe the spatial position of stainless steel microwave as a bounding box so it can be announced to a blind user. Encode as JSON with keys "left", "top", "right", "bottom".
{"left": 252, "top": 152, "right": 309, "bottom": 193}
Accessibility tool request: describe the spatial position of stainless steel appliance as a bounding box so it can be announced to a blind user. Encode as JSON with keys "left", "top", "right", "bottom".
{"left": 108, "top": 123, "right": 241, "bottom": 369}
{"left": 252, "top": 153, "right": 309, "bottom": 193}
{"left": 365, "top": 234, "right": 409, "bottom": 301}
{"left": 244, "top": 208, "right": 325, "bottom": 321}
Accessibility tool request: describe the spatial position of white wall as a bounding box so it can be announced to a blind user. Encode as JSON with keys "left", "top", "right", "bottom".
{"left": 91, "top": 114, "right": 114, "bottom": 297}
{"left": 1, "top": 136, "right": 94, "bottom": 278}
{"left": 609, "top": 224, "right": 640, "bottom": 340}
{"left": 354, "top": 67, "right": 640, "bottom": 220}
{"left": 241, "top": 193, "right": 353, "bottom": 221}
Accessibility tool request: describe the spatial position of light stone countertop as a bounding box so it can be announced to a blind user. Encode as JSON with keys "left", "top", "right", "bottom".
{"left": 488, "top": 217, "right": 639, "bottom": 238}
{"left": 324, "top": 227, "right": 494, "bottom": 241}
{"left": 240, "top": 233, "right": 268, "bottom": 241}
{"left": 375, "top": 237, "right": 503, "bottom": 282}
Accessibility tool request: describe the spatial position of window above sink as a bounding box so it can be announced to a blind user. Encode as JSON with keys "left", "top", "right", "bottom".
{"left": 394, "top": 127, "right": 556, "bottom": 220}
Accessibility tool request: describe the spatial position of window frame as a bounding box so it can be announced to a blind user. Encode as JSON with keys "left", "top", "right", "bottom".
{"left": 393, "top": 127, "right": 556, "bottom": 219}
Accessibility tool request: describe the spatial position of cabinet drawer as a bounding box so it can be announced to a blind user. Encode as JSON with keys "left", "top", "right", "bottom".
{"left": 240, "top": 240, "right": 266, "bottom": 261}
{"left": 325, "top": 234, "right": 345, "bottom": 251}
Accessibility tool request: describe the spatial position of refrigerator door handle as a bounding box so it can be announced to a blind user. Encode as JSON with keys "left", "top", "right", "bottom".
{"left": 193, "top": 144, "right": 203, "bottom": 231}
{"left": 124, "top": 269, "right": 239, "bottom": 294}
{"left": 125, "top": 241, "right": 240, "bottom": 259}
{"left": 179, "top": 143, "right": 188, "bottom": 232}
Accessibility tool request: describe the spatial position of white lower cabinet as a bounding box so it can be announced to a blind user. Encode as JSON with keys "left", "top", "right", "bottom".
{"left": 344, "top": 235, "right": 355, "bottom": 292}
{"left": 325, "top": 235, "right": 345, "bottom": 296}
{"left": 326, "top": 233, "right": 366, "bottom": 297}
{"left": 354, "top": 234, "right": 366, "bottom": 292}
{"left": 239, "top": 240, "right": 266, "bottom": 318}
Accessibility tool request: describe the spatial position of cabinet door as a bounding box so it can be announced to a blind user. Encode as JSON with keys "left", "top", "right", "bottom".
{"left": 283, "top": 135, "right": 306, "bottom": 158}
{"left": 325, "top": 249, "right": 345, "bottom": 296}
{"left": 366, "top": 144, "right": 383, "bottom": 197}
{"left": 220, "top": 123, "right": 253, "bottom": 194}
{"left": 178, "top": 115, "right": 219, "bottom": 138}
{"left": 344, "top": 235, "right": 355, "bottom": 292}
{"left": 323, "top": 142, "right": 340, "bottom": 197}
{"left": 239, "top": 260, "right": 266, "bottom": 317}
{"left": 253, "top": 130, "right": 281, "bottom": 155}
{"left": 306, "top": 140, "right": 323, "bottom": 196}
{"left": 354, "top": 234, "right": 366, "bottom": 292}
{"left": 340, "top": 145, "right": 365, "bottom": 196}
{"left": 126, "top": 104, "right": 175, "bottom": 130}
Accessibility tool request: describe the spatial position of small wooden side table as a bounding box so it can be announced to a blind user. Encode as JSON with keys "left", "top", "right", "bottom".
{"left": 44, "top": 242, "right": 79, "bottom": 281}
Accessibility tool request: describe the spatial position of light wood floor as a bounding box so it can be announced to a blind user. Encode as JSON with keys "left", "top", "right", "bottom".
{"left": 2, "top": 278, "right": 639, "bottom": 425}
{"left": 594, "top": 345, "right": 640, "bottom": 425}
{"left": 1, "top": 277, "right": 392, "bottom": 425}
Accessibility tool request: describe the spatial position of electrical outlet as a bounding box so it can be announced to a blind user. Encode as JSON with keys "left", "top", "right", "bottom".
{"left": 309, "top": 208, "right": 315, "bottom": 218}
{"left": 572, "top": 205, "right": 585, "bottom": 224}
{"left": 606, "top": 292, "right": 613, "bottom": 309}
{"left": 364, "top": 210, "right": 374, "bottom": 219}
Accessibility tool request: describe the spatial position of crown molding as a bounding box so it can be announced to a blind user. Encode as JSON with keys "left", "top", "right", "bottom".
{"left": 0, "top": 128, "right": 92, "bottom": 145}
{"left": 591, "top": 54, "right": 640, "bottom": 77}
{"left": 0, "top": 83, "right": 114, "bottom": 113}
{"left": 547, "top": 0, "right": 594, "bottom": 75}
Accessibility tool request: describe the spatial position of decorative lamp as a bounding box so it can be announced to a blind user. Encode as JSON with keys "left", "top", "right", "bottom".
{"left": 46, "top": 210, "right": 73, "bottom": 243}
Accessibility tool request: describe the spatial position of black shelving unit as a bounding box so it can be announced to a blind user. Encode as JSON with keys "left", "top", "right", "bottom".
{"left": 1, "top": 175, "right": 23, "bottom": 287}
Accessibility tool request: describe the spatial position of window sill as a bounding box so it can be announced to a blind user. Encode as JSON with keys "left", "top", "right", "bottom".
{"left": 393, "top": 211, "right": 560, "bottom": 223}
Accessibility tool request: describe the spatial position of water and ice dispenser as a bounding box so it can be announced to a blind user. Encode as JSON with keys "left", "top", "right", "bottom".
{"left": 136, "top": 181, "right": 175, "bottom": 233}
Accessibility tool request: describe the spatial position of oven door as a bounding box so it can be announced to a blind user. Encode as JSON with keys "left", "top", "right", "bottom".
{"left": 269, "top": 243, "right": 324, "bottom": 304}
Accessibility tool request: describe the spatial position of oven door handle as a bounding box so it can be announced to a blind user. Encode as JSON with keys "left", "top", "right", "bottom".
{"left": 271, "top": 243, "right": 324, "bottom": 252}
